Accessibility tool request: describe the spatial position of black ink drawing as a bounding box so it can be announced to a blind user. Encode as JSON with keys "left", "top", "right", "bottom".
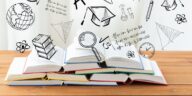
{"left": 81, "top": 6, "right": 116, "bottom": 27}
{"left": 6, "top": 3, "right": 35, "bottom": 31}
{"left": 119, "top": 4, "right": 128, "bottom": 22}
{"left": 156, "top": 22, "right": 184, "bottom": 50}
{"left": 127, "top": 51, "right": 135, "bottom": 58}
{"left": 146, "top": 0, "right": 154, "bottom": 22}
{"left": 74, "top": 0, "right": 86, "bottom": 10}
{"left": 161, "top": 0, "right": 184, "bottom": 11}
{"left": 27, "top": 0, "right": 41, "bottom": 5}
{"left": 32, "top": 34, "right": 56, "bottom": 60}
{"left": 103, "top": 0, "right": 113, "bottom": 4}
{"left": 78, "top": 31, "right": 97, "bottom": 48}
{"left": 139, "top": 42, "right": 155, "bottom": 58}
{"left": 175, "top": 14, "right": 187, "bottom": 24}
{"left": 99, "top": 36, "right": 115, "bottom": 50}
{"left": 16, "top": 40, "right": 30, "bottom": 53}
{"left": 127, "top": 7, "right": 134, "bottom": 19}
{"left": 51, "top": 21, "right": 73, "bottom": 45}
{"left": 78, "top": 31, "right": 102, "bottom": 63}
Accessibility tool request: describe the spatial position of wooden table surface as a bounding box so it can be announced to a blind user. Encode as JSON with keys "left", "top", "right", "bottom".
{"left": 0, "top": 51, "right": 192, "bottom": 96}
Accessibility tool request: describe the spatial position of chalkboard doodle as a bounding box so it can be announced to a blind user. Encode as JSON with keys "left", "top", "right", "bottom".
{"left": 6, "top": 3, "right": 35, "bottom": 31}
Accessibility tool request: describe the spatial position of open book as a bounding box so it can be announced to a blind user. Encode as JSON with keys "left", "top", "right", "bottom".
{"left": 6, "top": 57, "right": 166, "bottom": 85}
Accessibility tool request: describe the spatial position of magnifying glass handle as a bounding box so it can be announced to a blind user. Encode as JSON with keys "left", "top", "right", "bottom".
{"left": 92, "top": 47, "right": 102, "bottom": 62}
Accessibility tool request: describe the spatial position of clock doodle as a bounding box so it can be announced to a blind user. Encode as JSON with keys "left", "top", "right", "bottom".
{"left": 139, "top": 42, "right": 155, "bottom": 59}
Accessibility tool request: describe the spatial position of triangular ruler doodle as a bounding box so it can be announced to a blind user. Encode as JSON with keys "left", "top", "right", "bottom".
{"left": 156, "top": 22, "right": 184, "bottom": 50}
{"left": 104, "top": 0, "right": 113, "bottom": 4}
{"left": 51, "top": 21, "right": 73, "bottom": 44}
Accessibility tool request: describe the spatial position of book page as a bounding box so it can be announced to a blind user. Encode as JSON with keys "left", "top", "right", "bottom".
{"left": 138, "top": 0, "right": 192, "bottom": 51}
{"left": 69, "top": 0, "right": 143, "bottom": 49}
{"left": 0, "top": 1, "right": 7, "bottom": 50}
{"left": 5, "top": 0, "right": 71, "bottom": 50}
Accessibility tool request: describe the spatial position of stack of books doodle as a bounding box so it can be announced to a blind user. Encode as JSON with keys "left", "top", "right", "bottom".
{"left": 5, "top": 35, "right": 167, "bottom": 86}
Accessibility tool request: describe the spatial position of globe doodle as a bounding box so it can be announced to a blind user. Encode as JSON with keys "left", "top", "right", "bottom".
{"left": 6, "top": 3, "right": 35, "bottom": 31}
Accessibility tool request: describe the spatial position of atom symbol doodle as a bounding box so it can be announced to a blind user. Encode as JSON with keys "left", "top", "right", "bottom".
{"left": 175, "top": 14, "right": 187, "bottom": 24}
{"left": 16, "top": 40, "right": 30, "bottom": 53}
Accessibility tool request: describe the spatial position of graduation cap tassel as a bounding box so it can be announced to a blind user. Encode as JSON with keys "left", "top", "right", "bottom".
{"left": 81, "top": 7, "right": 90, "bottom": 26}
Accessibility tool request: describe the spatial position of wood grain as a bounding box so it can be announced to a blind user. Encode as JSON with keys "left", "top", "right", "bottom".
{"left": 0, "top": 51, "right": 192, "bottom": 96}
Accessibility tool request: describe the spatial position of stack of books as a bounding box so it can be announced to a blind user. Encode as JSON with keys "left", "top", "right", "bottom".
{"left": 5, "top": 43, "right": 167, "bottom": 86}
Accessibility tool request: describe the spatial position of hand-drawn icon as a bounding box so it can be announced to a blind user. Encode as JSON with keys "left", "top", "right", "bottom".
{"left": 127, "top": 7, "right": 135, "bottom": 19}
{"left": 81, "top": 6, "right": 116, "bottom": 27}
{"left": 127, "top": 51, "right": 135, "bottom": 58}
{"left": 156, "top": 22, "right": 184, "bottom": 50}
{"left": 78, "top": 31, "right": 102, "bottom": 63}
{"left": 27, "top": 0, "right": 41, "bottom": 5}
{"left": 6, "top": 3, "right": 35, "bottom": 31}
{"left": 127, "top": 7, "right": 134, "bottom": 19}
{"left": 175, "top": 14, "right": 187, "bottom": 24}
{"left": 78, "top": 31, "right": 97, "bottom": 48}
{"left": 16, "top": 40, "right": 30, "bottom": 53}
{"left": 119, "top": 4, "right": 128, "bottom": 22}
{"left": 146, "top": 0, "right": 154, "bottom": 22}
{"left": 32, "top": 34, "right": 56, "bottom": 60}
{"left": 74, "top": 0, "right": 86, "bottom": 10}
{"left": 103, "top": 0, "right": 113, "bottom": 4}
{"left": 139, "top": 42, "right": 155, "bottom": 58}
{"left": 99, "top": 36, "right": 115, "bottom": 50}
{"left": 161, "top": 0, "right": 184, "bottom": 11}
{"left": 51, "top": 21, "right": 73, "bottom": 45}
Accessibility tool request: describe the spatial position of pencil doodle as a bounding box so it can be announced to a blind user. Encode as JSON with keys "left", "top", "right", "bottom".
{"left": 127, "top": 51, "right": 135, "bottom": 58}
{"left": 127, "top": 7, "right": 134, "bottom": 19}
{"left": 51, "top": 20, "right": 73, "bottom": 44}
{"left": 27, "top": 0, "right": 41, "bottom": 5}
{"left": 139, "top": 42, "right": 155, "bottom": 58}
{"left": 74, "top": 0, "right": 86, "bottom": 10}
{"left": 119, "top": 4, "right": 128, "bottom": 21}
{"left": 146, "top": 0, "right": 154, "bottom": 22}
{"left": 156, "top": 22, "right": 184, "bottom": 50}
{"left": 161, "top": 0, "right": 184, "bottom": 11}
{"left": 103, "top": 0, "right": 113, "bottom": 4}
{"left": 81, "top": 6, "right": 116, "bottom": 27}
{"left": 78, "top": 31, "right": 97, "bottom": 48}
{"left": 32, "top": 34, "right": 56, "bottom": 60}
{"left": 6, "top": 3, "right": 35, "bottom": 31}
{"left": 16, "top": 40, "right": 30, "bottom": 53}
{"left": 175, "top": 14, "right": 187, "bottom": 24}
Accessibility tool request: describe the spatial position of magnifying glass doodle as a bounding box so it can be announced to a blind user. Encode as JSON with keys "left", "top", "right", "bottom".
{"left": 78, "top": 31, "right": 101, "bottom": 62}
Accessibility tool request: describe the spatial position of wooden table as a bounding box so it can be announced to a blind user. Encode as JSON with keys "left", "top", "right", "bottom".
{"left": 0, "top": 51, "right": 192, "bottom": 96}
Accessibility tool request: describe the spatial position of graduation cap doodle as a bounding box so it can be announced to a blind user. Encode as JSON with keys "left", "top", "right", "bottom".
{"left": 81, "top": 6, "right": 116, "bottom": 27}
{"left": 161, "top": 0, "right": 184, "bottom": 11}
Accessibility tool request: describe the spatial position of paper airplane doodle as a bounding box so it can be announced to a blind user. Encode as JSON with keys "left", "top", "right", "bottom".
{"left": 51, "top": 21, "right": 73, "bottom": 45}
{"left": 103, "top": 0, "right": 113, "bottom": 4}
{"left": 161, "top": 0, "right": 184, "bottom": 11}
{"left": 156, "top": 22, "right": 184, "bottom": 50}
{"left": 81, "top": 6, "right": 116, "bottom": 27}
